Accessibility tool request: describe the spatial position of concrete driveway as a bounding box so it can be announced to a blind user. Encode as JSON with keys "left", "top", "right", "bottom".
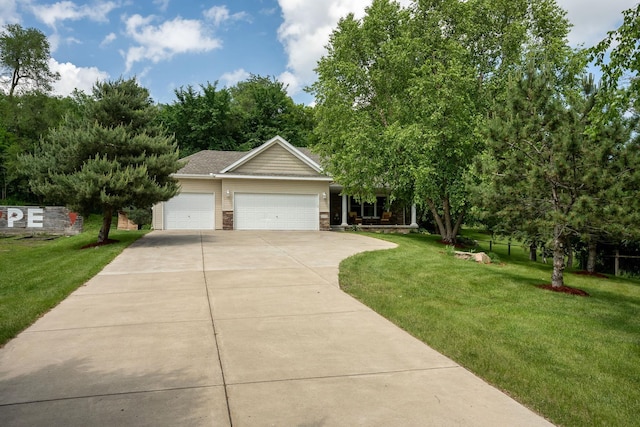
{"left": 0, "top": 231, "right": 553, "bottom": 426}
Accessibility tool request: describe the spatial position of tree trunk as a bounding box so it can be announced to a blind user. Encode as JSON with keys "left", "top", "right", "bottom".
{"left": 551, "top": 231, "right": 565, "bottom": 288}
{"left": 427, "top": 198, "right": 460, "bottom": 244}
{"left": 566, "top": 247, "right": 573, "bottom": 270}
{"left": 427, "top": 199, "right": 447, "bottom": 241}
{"left": 586, "top": 241, "right": 597, "bottom": 273}
{"left": 529, "top": 243, "right": 537, "bottom": 261}
{"left": 97, "top": 207, "right": 114, "bottom": 244}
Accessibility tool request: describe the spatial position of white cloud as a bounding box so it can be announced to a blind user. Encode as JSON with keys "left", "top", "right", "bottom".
{"left": 153, "top": 0, "right": 170, "bottom": 12}
{"left": 30, "top": 1, "right": 118, "bottom": 29}
{"left": 278, "top": 70, "right": 300, "bottom": 96}
{"left": 100, "top": 32, "right": 116, "bottom": 47}
{"left": 49, "top": 58, "right": 109, "bottom": 96}
{"left": 122, "top": 14, "right": 222, "bottom": 72}
{"left": 220, "top": 68, "right": 250, "bottom": 87}
{"left": 556, "top": 0, "right": 638, "bottom": 47}
{"left": 203, "top": 5, "right": 250, "bottom": 27}
{"left": 0, "top": 0, "right": 19, "bottom": 27}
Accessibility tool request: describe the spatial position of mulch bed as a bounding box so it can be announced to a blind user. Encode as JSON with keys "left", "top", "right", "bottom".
{"left": 537, "top": 284, "right": 590, "bottom": 297}
{"left": 573, "top": 270, "right": 608, "bottom": 279}
{"left": 80, "top": 239, "right": 119, "bottom": 249}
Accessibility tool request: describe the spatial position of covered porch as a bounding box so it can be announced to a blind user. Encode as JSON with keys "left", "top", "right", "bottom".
{"left": 329, "top": 185, "right": 418, "bottom": 232}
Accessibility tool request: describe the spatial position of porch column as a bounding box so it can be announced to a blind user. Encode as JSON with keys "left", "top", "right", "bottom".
{"left": 410, "top": 204, "right": 418, "bottom": 228}
{"left": 341, "top": 194, "right": 349, "bottom": 227}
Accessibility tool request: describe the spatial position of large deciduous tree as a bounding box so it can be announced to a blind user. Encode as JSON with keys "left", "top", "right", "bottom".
{"left": 229, "top": 75, "right": 315, "bottom": 150}
{"left": 159, "top": 76, "right": 315, "bottom": 154}
{"left": 311, "top": 0, "right": 570, "bottom": 243}
{"left": 21, "top": 78, "right": 182, "bottom": 243}
{"left": 0, "top": 24, "right": 58, "bottom": 97}
{"left": 158, "top": 82, "right": 237, "bottom": 155}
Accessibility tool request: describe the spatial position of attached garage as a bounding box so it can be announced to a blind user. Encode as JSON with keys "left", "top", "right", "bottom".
{"left": 163, "top": 193, "right": 215, "bottom": 230}
{"left": 151, "top": 136, "right": 332, "bottom": 231}
{"left": 234, "top": 193, "right": 319, "bottom": 231}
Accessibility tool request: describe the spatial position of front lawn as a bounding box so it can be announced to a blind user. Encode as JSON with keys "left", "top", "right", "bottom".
{"left": 0, "top": 217, "right": 147, "bottom": 346}
{"left": 340, "top": 233, "right": 640, "bottom": 427}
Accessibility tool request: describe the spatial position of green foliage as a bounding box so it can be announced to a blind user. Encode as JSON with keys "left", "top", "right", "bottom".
{"left": 591, "top": 3, "right": 640, "bottom": 118}
{"left": 122, "top": 206, "right": 151, "bottom": 226}
{"left": 20, "top": 78, "right": 182, "bottom": 242}
{"left": 158, "top": 82, "right": 237, "bottom": 155}
{"left": 312, "top": 0, "right": 571, "bottom": 243}
{"left": 341, "top": 233, "right": 640, "bottom": 426}
{"left": 0, "top": 92, "right": 79, "bottom": 201}
{"left": 480, "top": 47, "right": 640, "bottom": 285}
{"left": 0, "top": 24, "right": 59, "bottom": 97}
{"left": 159, "top": 75, "right": 316, "bottom": 154}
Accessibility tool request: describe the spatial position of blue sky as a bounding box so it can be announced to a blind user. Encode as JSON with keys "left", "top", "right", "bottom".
{"left": 1, "top": 0, "right": 637, "bottom": 105}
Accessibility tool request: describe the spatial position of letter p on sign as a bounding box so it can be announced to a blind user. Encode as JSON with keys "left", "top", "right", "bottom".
{"left": 7, "top": 208, "right": 24, "bottom": 227}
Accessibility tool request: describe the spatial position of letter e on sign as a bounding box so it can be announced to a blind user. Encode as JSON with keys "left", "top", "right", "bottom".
{"left": 7, "top": 208, "right": 24, "bottom": 227}
{"left": 28, "top": 208, "right": 44, "bottom": 228}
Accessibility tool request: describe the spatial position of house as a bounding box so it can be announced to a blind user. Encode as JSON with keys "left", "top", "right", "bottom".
{"left": 152, "top": 136, "right": 418, "bottom": 231}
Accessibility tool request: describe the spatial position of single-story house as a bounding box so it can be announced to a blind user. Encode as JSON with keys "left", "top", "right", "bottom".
{"left": 152, "top": 136, "right": 418, "bottom": 231}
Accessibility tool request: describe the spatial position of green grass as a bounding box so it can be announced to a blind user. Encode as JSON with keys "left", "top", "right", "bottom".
{"left": 0, "top": 217, "right": 148, "bottom": 346}
{"left": 340, "top": 232, "right": 640, "bottom": 427}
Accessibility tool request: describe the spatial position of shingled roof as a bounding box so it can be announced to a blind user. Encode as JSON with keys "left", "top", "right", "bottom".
{"left": 176, "top": 147, "right": 322, "bottom": 176}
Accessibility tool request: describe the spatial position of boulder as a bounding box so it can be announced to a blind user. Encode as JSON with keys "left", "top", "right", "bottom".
{"left": 454, "top": 251, "right": 491, "bottom": 264}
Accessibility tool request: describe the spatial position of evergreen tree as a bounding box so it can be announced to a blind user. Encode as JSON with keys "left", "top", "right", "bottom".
{"left": 483, "top": 51, "right": 620, "bottom": 287}
{"left": 21, "top": 78, "right": 181, "bottom": 243}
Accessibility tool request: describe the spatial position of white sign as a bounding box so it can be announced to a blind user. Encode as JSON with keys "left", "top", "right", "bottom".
{"left": 7, "top": 207, "right": 44, "bottom": 228}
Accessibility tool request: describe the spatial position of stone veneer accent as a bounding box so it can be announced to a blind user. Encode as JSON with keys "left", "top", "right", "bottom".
{"left": 223, "top": 211, "right": 234, "bottom": 230}
{"left": 320, "top": 212, "right": 330, "bottom": 231}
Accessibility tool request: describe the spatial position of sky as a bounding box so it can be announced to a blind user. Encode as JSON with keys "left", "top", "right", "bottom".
{"left": 0, "top": 0, "right": 638, "bottom": 105}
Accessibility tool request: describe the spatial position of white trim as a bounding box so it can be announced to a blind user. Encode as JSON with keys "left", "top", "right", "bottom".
{"left": 220, "top": 135, "right": 323, "bottom": 174}
{"left": 217, "top": 174, "right": 333, "bottom": 182}
{"left": 172, "top": 174, "right": 218, "bottom": 179}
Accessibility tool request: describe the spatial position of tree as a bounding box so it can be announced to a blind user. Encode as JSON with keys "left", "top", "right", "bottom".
{"left": 0, "top": 91, "right": 79, "bottom": 201}
{"left": 158, "top": 82, "right": 237, "bottom": 155}
{"left": 482, "top": 49, "right": 617, "bottom": 287}
{"left": 312, "top": 0, "right": 567, "bottom": 242}
{"left": 0, "top": 24, "right": 59, "bottom": 98}
{"left": 312, "top": 0, "right": 570, "bottom": 243}
{"left": 592, "top": 3, "right": 640, "bottom": 119}
{"left": 21, "top": 78, "right": 182, "bottom": 243}
{"left": 159, "top": 76, "right": 316, "bottom": 154}
{"left": 229, "top": 75, "right": 314, "bottom": 150}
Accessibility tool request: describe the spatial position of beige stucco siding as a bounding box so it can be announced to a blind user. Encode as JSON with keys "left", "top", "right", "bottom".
{"left": 234, "top": 144, "right": 320, "bottom": 176}
{"left": 221, "top": 178, "right": 330, "bottom": 213}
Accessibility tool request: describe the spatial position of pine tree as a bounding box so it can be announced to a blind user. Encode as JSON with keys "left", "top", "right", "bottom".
{"left": 484, "top": 52, "right": 588, "bottom": 287}
{"left": 21, "top": 78, "right": 182, "bottom": 243}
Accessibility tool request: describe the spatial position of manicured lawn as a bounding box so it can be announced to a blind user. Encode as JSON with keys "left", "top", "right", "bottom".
{"left": 340, "top": 232, "right": 640, "bottom": 427}
{"left": 0, "top": 217, "right": 147, "bottom": 346}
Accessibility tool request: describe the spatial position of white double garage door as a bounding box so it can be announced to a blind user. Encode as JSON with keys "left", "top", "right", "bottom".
{"left": 164, "top": 192, "right": 319, "bottom": 230}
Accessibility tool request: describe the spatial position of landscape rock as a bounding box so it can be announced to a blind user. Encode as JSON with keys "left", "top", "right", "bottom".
{"left": 454, "top": 251, "right": 491, "bottom": 264}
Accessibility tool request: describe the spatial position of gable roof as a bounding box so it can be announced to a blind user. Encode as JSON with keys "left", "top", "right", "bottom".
{"left": 221, "top": 136, "right": 322, "bottom": 174}
{"left": 175, "top": 136, "right": 325, "bottom": 178}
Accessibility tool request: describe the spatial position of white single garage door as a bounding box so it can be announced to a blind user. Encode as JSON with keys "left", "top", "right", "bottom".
{"left": 164, "top": 193, "right": 215, "bottom": 230}
{"left": 234, "top": 193, "right": 319, "bottom": 230}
